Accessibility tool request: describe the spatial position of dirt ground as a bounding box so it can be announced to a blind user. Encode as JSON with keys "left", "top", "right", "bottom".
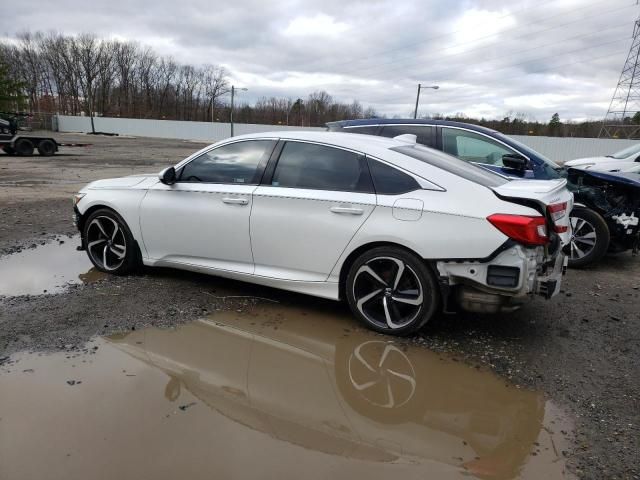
{"left": 0, "top": 132, "right": 638, "bottom": 479}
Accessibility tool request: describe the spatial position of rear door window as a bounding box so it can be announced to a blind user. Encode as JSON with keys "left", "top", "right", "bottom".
{"left": 271, "top": 141, "right": 373, "bottom": 193}
{"left": 380, "top": 125, "right": 435, "bottom": 147}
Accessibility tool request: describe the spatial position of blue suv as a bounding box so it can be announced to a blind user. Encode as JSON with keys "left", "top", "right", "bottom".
{"left": 327, "top": 119, "right": 640, "bottom": 268}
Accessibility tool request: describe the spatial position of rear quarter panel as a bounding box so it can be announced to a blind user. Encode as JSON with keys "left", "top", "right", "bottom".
{"left": 328, "top": 166, "right": 540, "bottom": 282}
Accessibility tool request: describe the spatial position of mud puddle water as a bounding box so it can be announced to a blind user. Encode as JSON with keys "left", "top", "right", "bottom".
{"left": 0, "top": 304, "right": 573, "bottom": 480}
{"left": 0, "top": 235, "right": 106, "bottom": 296}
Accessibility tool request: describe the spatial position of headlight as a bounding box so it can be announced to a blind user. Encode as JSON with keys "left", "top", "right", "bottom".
{"left": 73, "top": 193, "right": 86, "bottom": 206}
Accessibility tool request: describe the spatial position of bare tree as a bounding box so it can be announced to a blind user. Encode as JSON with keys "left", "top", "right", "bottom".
{"left": 202, "top": 64, "right": 229, "bottom": 122}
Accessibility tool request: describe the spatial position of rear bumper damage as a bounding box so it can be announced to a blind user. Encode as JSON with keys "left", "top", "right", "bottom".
{"left": 436, "top": 245, "right": 566, "bottom": 314}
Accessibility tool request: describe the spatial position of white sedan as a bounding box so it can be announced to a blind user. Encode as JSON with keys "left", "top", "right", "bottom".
{"left": 73, "top": 131, "right": 572, "bottom": 335}
{"left": 565, "top": 143, "right": 640, "bottom": 173}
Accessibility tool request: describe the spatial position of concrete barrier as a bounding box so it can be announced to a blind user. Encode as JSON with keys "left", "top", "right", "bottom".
{"left": 56, "top": 115, "right": 638, "bottom": 162}
{"left": 56, "top": 115, "right": 323, "bottom": 143}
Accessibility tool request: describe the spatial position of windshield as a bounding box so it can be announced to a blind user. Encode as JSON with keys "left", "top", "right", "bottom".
{"left": 610, "top": 143, "right": 640, "bottom": 159}
{"left": 393, "top": 144, "right": 508, "bottom": 188}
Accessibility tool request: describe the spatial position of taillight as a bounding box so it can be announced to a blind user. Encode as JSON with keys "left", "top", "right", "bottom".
{"left": 487, "top": 214, "right": 549, "bottom": 246}
{"left": 547, "top": 202, "right": 568, "bottom": 233}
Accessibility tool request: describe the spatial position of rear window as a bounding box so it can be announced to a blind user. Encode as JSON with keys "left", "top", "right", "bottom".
{"left": 392, "top": 144, "right": 508, "bottom": 188}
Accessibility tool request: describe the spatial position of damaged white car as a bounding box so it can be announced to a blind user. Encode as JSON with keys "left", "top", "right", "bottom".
{"left": 73, "top": 132, "right": 572, "bottom": 335}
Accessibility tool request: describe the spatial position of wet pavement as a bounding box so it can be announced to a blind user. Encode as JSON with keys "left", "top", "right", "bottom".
{"left": 0, "top": 303, "right": 572, "bottom": 480}
{"left": 0, "top": 235, "right": 106, "bottom": 296}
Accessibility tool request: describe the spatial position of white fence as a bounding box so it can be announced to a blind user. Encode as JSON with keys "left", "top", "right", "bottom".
{"left": 56, "top": 115, "right": 322, "bottom": 143}
{"left": 56, "top": 115, "right": 638, "bottom": 162}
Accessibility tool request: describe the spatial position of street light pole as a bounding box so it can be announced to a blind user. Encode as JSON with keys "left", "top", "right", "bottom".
{"left": 230, "top": 85, "right": 248, "bottom": 137}
{"left": 413, "top": 84, "right": 439, "bottom": 119}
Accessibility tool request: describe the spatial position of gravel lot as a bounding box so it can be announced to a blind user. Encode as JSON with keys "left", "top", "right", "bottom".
{"left": 0, "top": 132, "right": 638, "bottom": 479}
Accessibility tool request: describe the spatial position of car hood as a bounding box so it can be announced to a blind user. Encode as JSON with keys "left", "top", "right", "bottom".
{"left": 564, "top": 156, "right": 611, "bottom": 166}
{"left": 579, "top": 161, "right": 640, "bottom": 173}
{"left": 83, "top": 174, "right": 158, "bottom": 190}
{"left": 567, "top": 168, "right": 640, "bottom": 189}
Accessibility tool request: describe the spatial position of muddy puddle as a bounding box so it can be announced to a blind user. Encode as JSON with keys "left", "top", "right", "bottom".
{"left": 0, "top": 235, "right": 106, "bottom": 296}
{"left": 0, "top": 304, "right": 573, "bottom": 480}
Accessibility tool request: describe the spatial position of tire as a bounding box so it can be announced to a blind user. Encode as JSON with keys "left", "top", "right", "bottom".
{"left": 568, "top": 207, "right": 610, "bottom": 268}
{"left": 37, "top": 139, "right": 56, "bottom": 156}
{"left": 2, "top": 146, "right": 15, "bottom": 155}
{"left": 345, "top": 246, "right": 439, "bottom": 336}
{"left": 14, "top": 138, "right": 34, "bottom": 156}
{"left": 82, "top": 208, "right": 139, "bottom": 275}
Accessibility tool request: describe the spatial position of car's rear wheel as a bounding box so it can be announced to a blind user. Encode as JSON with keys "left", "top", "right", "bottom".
{"left": 83, "top": 209, "right": 138, "bottom": 275}
{"left": 568, "top": 207, "right": 609, "bottom": 268}
{"left": 345, "top": 247, "right": 439, "bottom": 336}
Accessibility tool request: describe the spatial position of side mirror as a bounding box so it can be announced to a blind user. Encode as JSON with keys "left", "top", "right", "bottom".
{"left": 159, "top": 166, "right": 176, "bottom": 185}
{"left": 502, "top": 153, "right": 528, "bottom": 171}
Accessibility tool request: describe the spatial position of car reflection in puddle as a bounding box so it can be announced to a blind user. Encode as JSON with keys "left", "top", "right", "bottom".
{"left": 0, "top": 235, "right": 106, "bottom": 296}
{"left": 0, "top": 302, "right": 572, "bottom": 480}
{"left": 109, "top": 304, "right": 571, "bottom": 480}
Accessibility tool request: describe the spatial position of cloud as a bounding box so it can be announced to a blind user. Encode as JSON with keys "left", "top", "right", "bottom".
{"left": 283, "top": 14, "right": 349, "bottom": 37}
{"left": 1, "top": 0, "right": 635, "bottom": 121}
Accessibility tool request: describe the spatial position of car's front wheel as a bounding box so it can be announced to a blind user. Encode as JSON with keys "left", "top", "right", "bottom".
{"left": 345, "top": 247, "right": 439, "bottom": 336}
{"left": 568, "top": 207, "right": 610, "bottom": 268}
{"left": 83, "top": 208, "right": 139, "bottom": 275}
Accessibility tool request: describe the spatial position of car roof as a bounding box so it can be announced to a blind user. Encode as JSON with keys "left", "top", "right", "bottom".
{"left": 223, "top": 130, "right": 412, "bottom": 152}
{"left": 326, "top": 118, "right": 503, "bottom": 135}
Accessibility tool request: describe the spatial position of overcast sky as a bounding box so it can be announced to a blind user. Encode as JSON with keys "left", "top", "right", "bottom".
{"left": 3, "top": 0, "right": 637, "bottom": 121}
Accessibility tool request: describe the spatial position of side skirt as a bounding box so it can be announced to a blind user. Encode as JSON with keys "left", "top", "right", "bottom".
{"left": 143, "top": 258, "right": 341, "bottom": 301}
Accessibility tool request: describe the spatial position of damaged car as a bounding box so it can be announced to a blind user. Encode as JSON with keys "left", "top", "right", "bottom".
{"left": 328, "top": 119, "right": 640, "bottom": 267}
{"left": 73, "top": 131, "right": 571, "bottom": 335}
{"left": 564, "top": 143, "right": 640, "bottom": 174}
{"left": 566, "top": 168, "right": 640, "bottom": 259}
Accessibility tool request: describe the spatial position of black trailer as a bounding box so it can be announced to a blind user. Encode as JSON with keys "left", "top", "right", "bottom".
{"left": 0, "top": 133, "right": 59, "bottom": 156}
{"left": 0, "top": 134, "right": 91, "bottom": 156}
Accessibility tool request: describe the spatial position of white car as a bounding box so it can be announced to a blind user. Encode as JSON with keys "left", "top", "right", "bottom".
{"left": 565, "top": 143, "right": 640, "bottom": 173}
{"left": 73, "top": 131, "right": 572, "bottom": 335}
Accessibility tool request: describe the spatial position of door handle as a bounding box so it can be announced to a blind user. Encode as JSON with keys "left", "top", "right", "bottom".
{"left": 222, "top": 197, "right": 249, "bottom": 205}
{"left": 330, "top": 206, "right": 364, "bottom": 215}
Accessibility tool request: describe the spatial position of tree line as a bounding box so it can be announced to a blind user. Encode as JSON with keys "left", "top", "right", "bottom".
{"left": 0, "top": 31, "right": 616, "bottom": 137}
{"left": 0, "top": 31, "right": 376, "bottom": 127}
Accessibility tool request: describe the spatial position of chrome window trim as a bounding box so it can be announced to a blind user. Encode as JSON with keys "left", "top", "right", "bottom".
{"left": 343, "top": 124, "right": 434, "bottom": 129}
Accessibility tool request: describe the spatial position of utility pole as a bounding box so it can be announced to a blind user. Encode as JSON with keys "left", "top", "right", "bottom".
{"left": 600, "top": 10, "right": 640, "bottom": 138}
{"left": 413, "top": 84, "right": 439, "bottom": 119}
{"left": 230, "top": 85, "right": 248, "bottom": 137}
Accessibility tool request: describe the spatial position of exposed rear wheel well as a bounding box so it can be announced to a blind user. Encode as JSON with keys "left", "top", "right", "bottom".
{"left": 338, "top": 241, "right": 438, "bottom": 300}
